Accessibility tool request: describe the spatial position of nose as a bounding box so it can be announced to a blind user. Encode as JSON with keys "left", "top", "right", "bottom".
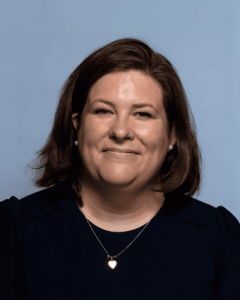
{"left": 109, "top": 116, "right": 134, "bottom": 141}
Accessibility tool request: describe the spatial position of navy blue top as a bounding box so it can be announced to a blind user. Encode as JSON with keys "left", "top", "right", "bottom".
{"left": 1, "top": 182, "right": 240, "bottom": 300}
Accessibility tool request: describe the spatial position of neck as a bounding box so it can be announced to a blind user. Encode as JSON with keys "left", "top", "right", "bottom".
{"left": 75, "top": 175, "right": 165, "bottom": 232}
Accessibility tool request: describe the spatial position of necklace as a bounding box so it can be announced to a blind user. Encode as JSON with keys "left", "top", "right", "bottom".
{"left": 83, "top": 214, "right": 150, "bottom": 269}
{"left": 78, "top": 186, "right": 163, "bottom": 270}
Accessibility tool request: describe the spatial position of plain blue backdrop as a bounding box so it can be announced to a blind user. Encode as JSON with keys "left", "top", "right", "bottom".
{"left": 0, "top": 0, "right": 239, "bottom": 220}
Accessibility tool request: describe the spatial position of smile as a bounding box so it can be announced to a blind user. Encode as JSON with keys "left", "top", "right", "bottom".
{"left": 103, "top": 150, "right": 138, "bottom": 159}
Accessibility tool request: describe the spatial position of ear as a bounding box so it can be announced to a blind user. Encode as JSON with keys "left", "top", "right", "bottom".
{"left": 170, "top": 125, "right": 176, "bottom": 147}
{"left": 72, "top": 113, "right": 78, "bottom": 131}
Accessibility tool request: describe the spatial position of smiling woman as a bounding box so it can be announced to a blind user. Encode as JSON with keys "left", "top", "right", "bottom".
{"left": 69, "top": 38, "right": 201, "bottom": 203}
{"left": 1, "top": 38, "right": 239, "bottom": 300}
{"left": 71, "top": 70, "right": 174, "bottom": 227}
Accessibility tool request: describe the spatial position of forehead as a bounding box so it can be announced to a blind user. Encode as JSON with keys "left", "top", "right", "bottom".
{"left": 88, "top": 70, "right": 164, "bottom": 107}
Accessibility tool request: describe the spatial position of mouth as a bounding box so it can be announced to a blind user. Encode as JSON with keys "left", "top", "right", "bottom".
{"left": 106, "top": 151, "right": 136, "bottom": 153}
{"left": 103, "top": 149, "right": 140, "bottom": 154}
{"left": 103, "top": 150, "right": 139, "bottom": 159}
{"left": 104, "top": 150, "right": 137, "bottom": 154}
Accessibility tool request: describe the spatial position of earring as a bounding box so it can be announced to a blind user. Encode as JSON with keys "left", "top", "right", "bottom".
{"left": 169, "top": 145, "right": 173, "bottom": 150}
{"left": 74, "top": 140, "right": 78, "bottom": 146}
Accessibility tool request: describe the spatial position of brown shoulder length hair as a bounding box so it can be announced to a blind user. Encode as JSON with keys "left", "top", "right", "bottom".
{"left": 27, "top": 38, "right": 202, "bottom": 204}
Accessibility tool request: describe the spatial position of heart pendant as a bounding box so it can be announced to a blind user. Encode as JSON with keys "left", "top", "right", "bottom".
{"left": 108, "top": 259, "right": 117, "bottom": 269}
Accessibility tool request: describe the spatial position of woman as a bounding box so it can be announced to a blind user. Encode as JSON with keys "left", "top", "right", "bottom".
{"left": 0, "top": 38, "right": 239, "bottom": 299}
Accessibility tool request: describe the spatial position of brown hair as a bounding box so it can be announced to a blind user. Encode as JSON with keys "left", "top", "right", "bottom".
{"left": 28, "top": 38, "right": 202, "bottom": 204}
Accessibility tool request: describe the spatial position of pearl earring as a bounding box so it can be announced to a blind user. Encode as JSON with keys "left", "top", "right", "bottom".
{"left": 169, "top": 145, "right": 173, "bottom": 150}
{"left": 74, "top": 140, "right": 78, "bottom": 146}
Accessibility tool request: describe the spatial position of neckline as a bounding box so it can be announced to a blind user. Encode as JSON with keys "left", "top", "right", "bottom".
{"left": 87, "top": 218, "right": 148, "bottom": 234}
{"left": 78, "top": 194, "right": 168, "bottom": 233}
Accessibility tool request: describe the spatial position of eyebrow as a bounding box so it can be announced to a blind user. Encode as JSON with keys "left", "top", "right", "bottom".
{"left": 91, "top": 99, "right": 158, "bottom": 111}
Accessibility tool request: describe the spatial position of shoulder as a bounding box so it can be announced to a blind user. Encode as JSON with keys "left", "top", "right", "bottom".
{"left": 164, "top": 192, "right": 240, "bottom": 258}
{"left": 165, "top": 192, "right": 240, "bottom": 258}
{"left": 169, "top": 193, "right": 240, "bottom": 264}
{"left": 165, "top": 192, "right": 239, "bottom": 229}
{"left": 0, "top": 182, "right": 76, "bottom": 265}
{"left": 0, "top": 182, "right": 75, "bottom": 220}
{"left": 165, "top": 193, "right": 240, "bottom": 296}
{"left": 186, "top": 195, "right": 240, "bottom": 232}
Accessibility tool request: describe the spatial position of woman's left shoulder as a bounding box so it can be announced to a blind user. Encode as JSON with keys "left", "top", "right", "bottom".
{"left": 186, "top": 196, "right": 240, "bottom": 229}
{"left": 186, "top": 197, "right": 240, "bottom": 298}
{"left": 167, "top": 193, "right": 239, "bottom": 230}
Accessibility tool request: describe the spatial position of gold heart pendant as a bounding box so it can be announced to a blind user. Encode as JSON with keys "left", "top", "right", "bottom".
{"left": 108, "top": 260, "right": 117, "bottom": 269}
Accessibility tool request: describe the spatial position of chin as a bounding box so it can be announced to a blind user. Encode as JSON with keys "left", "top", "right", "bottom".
{"left": 98, "top": 172, "right": 136, "bottom": 187}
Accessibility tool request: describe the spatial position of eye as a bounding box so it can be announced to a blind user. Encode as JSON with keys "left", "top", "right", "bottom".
{"left": 95, "top": 109, "right": 112, "bottom": 115}
{"left": 94, "top": 110, "right": 152, "bottom": 118}
{"left": 136, "top": 112, "right": 152, "bottom": 118}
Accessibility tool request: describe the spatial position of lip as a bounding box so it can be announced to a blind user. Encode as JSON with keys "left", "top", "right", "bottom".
{"left": 103, "top": 147, "right": 139, "bottom": 154}
{"left": 103, "top": 150, "right": 138, "bottom": 160}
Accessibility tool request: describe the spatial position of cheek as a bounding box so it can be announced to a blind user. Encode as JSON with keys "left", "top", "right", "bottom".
{"left": 79, "top": 117, "right": 106, "bottom": 149}
{"left": 138, "top": 122, "right": 169, "bottom": 149}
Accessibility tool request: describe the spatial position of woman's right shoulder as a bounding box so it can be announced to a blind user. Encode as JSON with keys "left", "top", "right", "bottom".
{"left": 0, "top": 196, "right": 23, "bottom": 222}
{"left": 0, "top": 185, "right": 63, "bottom": 244}
{"left": 0, "top": 187, "right": 50, "bottom": 217}
{"left": 0, "top": 182, "right": 74, "bottom": 219}
{"left": 0, "top": 189, "right": 46, "bottom": 214}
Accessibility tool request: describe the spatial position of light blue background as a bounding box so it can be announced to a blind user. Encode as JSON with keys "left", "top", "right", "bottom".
{"left": 1, "top": 0, "right": 239, "bottom": 220}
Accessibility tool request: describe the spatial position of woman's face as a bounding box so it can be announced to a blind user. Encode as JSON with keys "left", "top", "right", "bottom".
{"left": 72, "top": 70, "right": 175, "bottom": 189}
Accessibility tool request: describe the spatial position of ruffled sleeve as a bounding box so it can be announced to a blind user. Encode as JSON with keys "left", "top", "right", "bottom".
{"left": 0, "top": 196, "right": 24, "bottom": 300}
{"left": 213, "top": 206, "right": 240, "bottom": 300}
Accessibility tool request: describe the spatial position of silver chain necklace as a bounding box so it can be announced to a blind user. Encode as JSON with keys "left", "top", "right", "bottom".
{"left": 83, "top": 214, "right": 150, "bottom": 269}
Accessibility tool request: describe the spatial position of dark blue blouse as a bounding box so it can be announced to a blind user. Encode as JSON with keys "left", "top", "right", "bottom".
{"left": 1, "top": 182, "right": 240, "bottom": 299}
